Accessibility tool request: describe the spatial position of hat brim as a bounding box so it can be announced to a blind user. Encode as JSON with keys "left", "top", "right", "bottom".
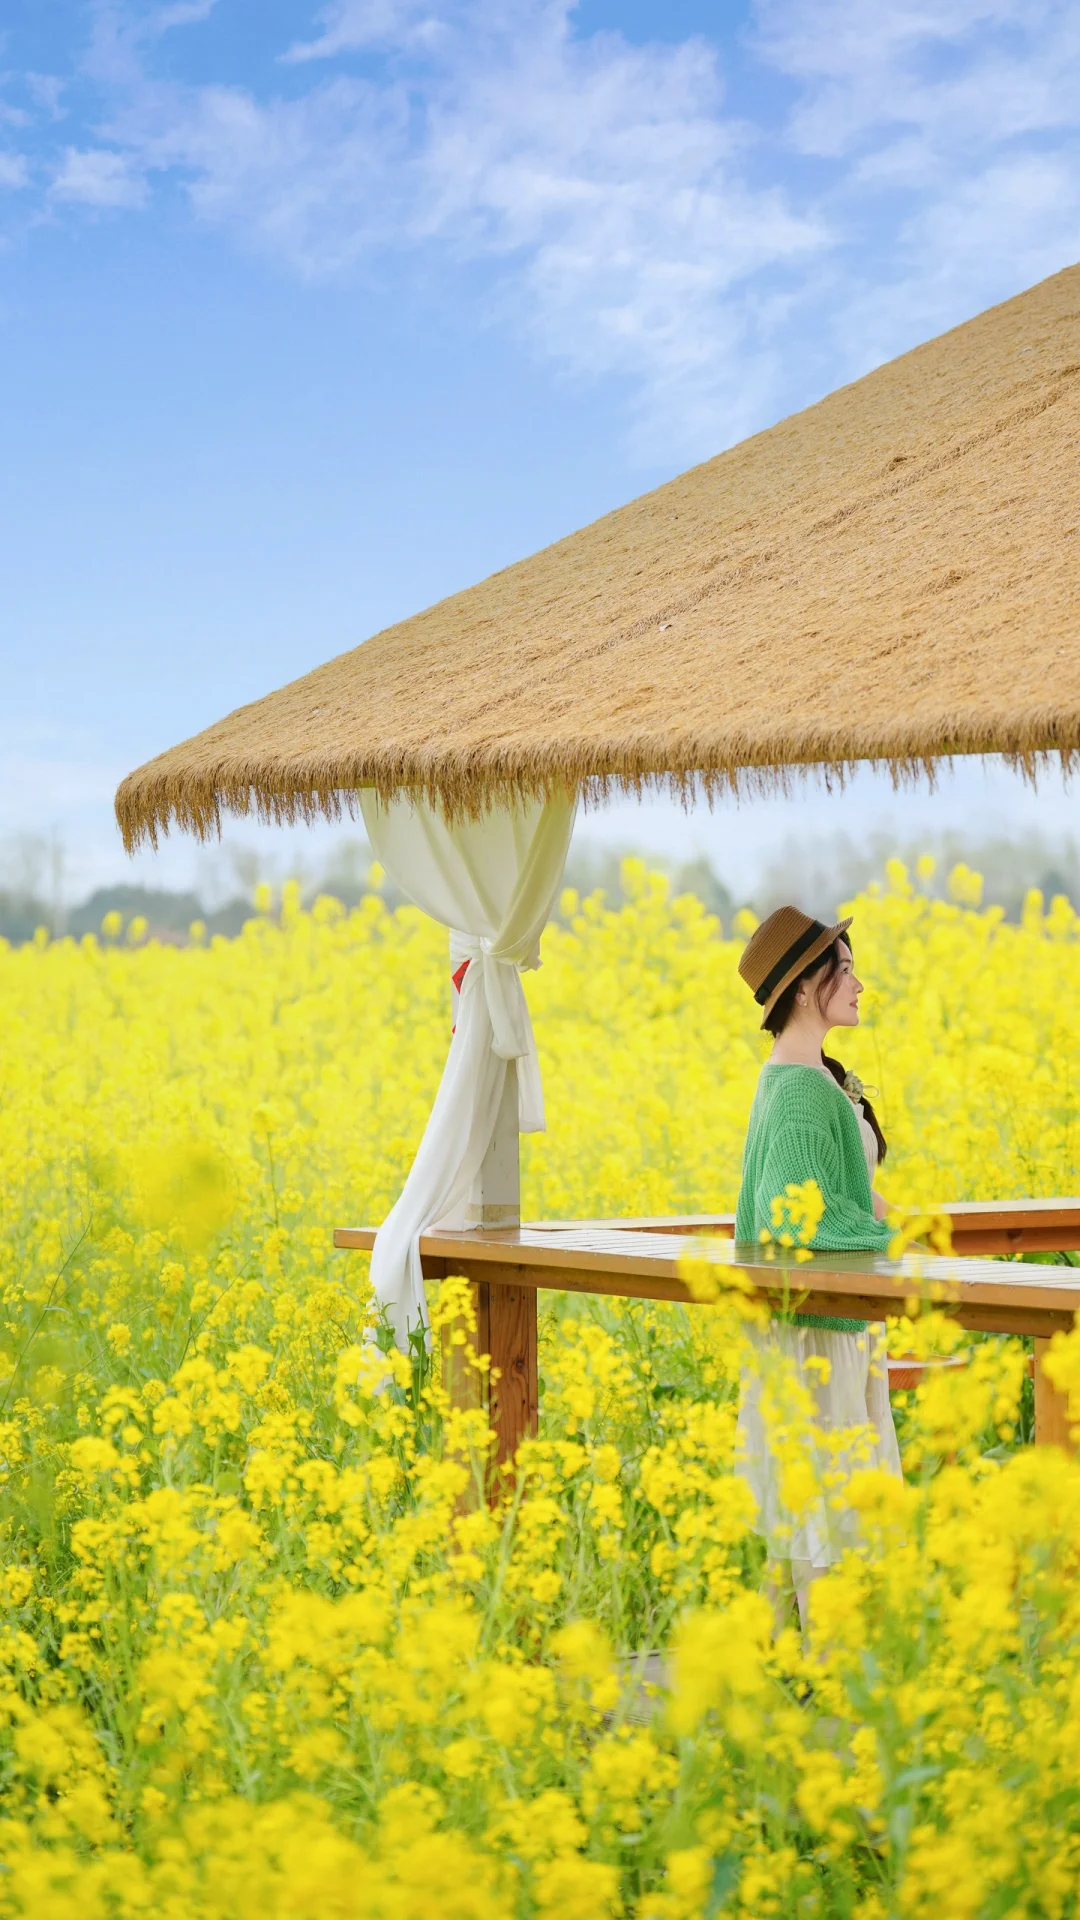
{"left": 758, "top": 917, "right": 854, "bottom": 1028}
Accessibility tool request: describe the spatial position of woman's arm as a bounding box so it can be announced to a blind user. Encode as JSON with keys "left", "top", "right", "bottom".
{"left": 758, "top": 1122, "right": 893, "bottom": 1252}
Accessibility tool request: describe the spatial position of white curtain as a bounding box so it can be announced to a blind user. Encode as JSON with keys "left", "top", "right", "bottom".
{"left": 359, "top": 790, "right": 576, "bottom": 1348}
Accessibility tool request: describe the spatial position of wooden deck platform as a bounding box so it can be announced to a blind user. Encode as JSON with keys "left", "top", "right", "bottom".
{"left": 335, "top": 1202, "right": 1080, "bottom": 1461}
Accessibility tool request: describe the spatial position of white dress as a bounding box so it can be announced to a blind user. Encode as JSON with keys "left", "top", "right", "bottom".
{"left": 734, "top": 1067, "right": 902, "bottom": 1572}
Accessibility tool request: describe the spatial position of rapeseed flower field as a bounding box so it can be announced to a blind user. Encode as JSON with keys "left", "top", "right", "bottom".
{"left": 3, "top": 857, "right": 1080, "bottom": 1916}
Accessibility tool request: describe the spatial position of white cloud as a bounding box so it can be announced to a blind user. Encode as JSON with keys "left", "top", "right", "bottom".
{"left": 284, "top": 0, "right": 448, "bottom": 60}
{"left": 51, "top": 145, "right": 147, "bottom": 207}
{"left": 16, "top": 1, "right": 1080, "bottom": 460}
{"left": 0, "top": 152, "right": 28, "bottom": 188}
{"left": 744, "top": 1, "right": 1080, "bottom": 383}
{"left": 98, "top": 2, "right": 825, "bottom": 455}
{"left": 25, "top": 72, "right": 66, "bottom": 118}
{"left": 884, "top": 151, "right": 1080, "bottom": 334}
{"left": 757, "top": 1, "right": 1077, "bottom": 154}
{"left": 120, "top": 77, "right": 411, "bottom": 270}
{"left": 758, "top": 0, "right": 1080, "bottom": 197}
{"left": 155, "top": 1, "right": 220, "bottom": 26}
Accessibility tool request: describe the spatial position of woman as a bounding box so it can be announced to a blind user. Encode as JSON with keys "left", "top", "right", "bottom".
{"left": 734, "top": 905, "right": 901, "bottom": 1635}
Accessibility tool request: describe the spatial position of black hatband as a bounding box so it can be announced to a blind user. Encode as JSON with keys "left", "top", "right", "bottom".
{"left": 754, "top": 920, "right": 828, "bottom": 1006}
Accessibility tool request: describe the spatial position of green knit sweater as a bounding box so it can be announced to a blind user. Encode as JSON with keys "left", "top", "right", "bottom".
{"left": 735, "top": 1063, "right": 892, "bottom": 1332}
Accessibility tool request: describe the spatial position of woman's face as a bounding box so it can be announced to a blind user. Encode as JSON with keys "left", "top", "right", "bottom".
{"left": 821, "top": 941, "right": 862, "bottom": 1028}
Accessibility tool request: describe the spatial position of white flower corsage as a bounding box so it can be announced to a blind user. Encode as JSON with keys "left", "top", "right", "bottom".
{"left": 842, "top": 1069, "right": 866, "bottom": 1108}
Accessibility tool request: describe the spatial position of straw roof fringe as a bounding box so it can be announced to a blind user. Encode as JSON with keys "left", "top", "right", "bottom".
{"left": 116, "top": 264, "right": 1080, "bottom": 851}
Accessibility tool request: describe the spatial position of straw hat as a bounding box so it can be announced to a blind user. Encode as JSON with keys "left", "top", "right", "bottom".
{"left": 738, "top": 906, "right": 853, "bottom": 1027}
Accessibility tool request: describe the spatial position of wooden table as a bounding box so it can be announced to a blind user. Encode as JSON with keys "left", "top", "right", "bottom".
{"left": 335, "top": 1201, "right": 1080, "bottom": 1463}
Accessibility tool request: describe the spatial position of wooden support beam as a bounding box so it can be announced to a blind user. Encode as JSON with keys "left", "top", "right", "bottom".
{"left": 435, "top": 1243, "right": 1080, "bottom": 1330}
{"left": 441, "top": 1278, "right": 489, "bottom": 1416}
{"left": 440, "top": 1279, "right": 491, "bottom": 1509}
{"left": 1033, "top": 1336, "right": 1076, "bottom": 1451}
{"left": 951, "top": 1226, "right": 1080, "bottom": 1255}
{"left": 487, "top": 1281, "right": 538, "bottom": 1469}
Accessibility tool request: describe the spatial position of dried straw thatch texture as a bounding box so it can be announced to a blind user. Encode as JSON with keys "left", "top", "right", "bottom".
{"left": 118, "top": 265, "right": 1080, "bottom": 849}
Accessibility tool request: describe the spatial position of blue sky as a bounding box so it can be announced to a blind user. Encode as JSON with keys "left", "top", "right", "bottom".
{"left": 2, "top": 0, "right": 1080, "bottom": 903}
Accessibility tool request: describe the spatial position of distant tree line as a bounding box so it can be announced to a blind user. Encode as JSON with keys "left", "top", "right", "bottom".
{"left": 0, "top": 882, "right": 256, "bottom": 946}
{"left": 752, "top": 828, "right": 1080, "bottom": 927}
{"left": 3, "top": 827, "right": 1079, "bottom": 946}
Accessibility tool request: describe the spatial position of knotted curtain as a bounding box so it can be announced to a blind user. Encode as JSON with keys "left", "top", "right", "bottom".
{"left": 359, "top": 791, "right": 576, "bottom": 1348}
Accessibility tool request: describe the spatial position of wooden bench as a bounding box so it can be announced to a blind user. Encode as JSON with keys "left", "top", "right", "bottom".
{"left": 335, "top": 1201, "right": 1080, "bottom": 1464}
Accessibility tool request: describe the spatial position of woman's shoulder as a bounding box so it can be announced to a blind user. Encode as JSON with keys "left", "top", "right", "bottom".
{"left": 755, "top": 1064, "right": 847, "bottom": 1127}
{"left": 753, "top": 1059, "right": 837, "bottom": 1105}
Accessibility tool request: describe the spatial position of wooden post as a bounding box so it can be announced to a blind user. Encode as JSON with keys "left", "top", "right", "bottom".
{"left": 465, "top": 1060, "right": 520, "bottom": 1229}
{"left": 1033, "top": 1336, "right": 1075, "bottom": 1450}
{"left": 488, "top": 1282, "right": 538, "bottom": 1468}
{"left": 441, "top": 1279, "right": 490, "bottom": 1415}
{"left": 441, "top": 1279, "right": 491, "bottom": 1510}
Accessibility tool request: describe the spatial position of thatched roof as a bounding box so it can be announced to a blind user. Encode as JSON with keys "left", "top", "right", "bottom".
{"left": 118, "top": 263, "right": 1080, "bottom": 850}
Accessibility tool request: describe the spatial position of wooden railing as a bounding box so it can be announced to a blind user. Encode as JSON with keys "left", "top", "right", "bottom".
{"left": 335, "top": 1201, "right": 1080, "bottom": 1463}
{"left": 525, "top": 1200, "right": 1080, "bottom": 1257}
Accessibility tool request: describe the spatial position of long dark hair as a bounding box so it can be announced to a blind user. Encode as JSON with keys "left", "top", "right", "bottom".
{"left": 763, "top": 938, "right": 887, "bottom": 1163}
